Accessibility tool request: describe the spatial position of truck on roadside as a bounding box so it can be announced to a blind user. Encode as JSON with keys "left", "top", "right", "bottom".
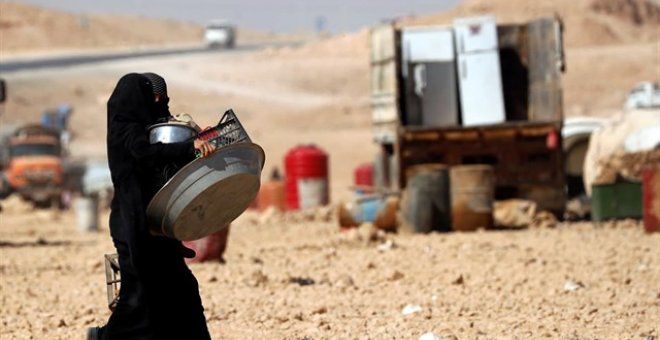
{"left": 370, "top": 15, "right": 567, "bottom": 215}
{"left": 625, "top": 81, "right": 660, "bottom": 110}
{"left": 205, "top": 19, "right": 236, "bottom": 49}
{"left": 3, "top": 124, "right": 64, "bottom": 207}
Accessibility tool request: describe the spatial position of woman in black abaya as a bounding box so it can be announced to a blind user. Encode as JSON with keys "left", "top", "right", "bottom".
{"left": 91, "top": 73, "right": 214, "bottom": 340}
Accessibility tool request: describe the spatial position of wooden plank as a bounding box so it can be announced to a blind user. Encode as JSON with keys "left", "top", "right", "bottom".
{"left": 527, "top": 18, "right": 564, "bottom": 122}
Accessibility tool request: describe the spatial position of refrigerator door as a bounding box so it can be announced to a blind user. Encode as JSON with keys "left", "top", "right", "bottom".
{"left": 421, "top": 62, "right": 459, "bottom": 127}
{"left": 401, "top": 27, "right": 459, "bottom": 127}
{"left": 454, "top": 16, "right": 498, "bottom": 54}
{"left": 457, "top": 51, "right": 506, "bottom": 126}
{"left": 402, "top": 27, "right": 454, "bottom": 63}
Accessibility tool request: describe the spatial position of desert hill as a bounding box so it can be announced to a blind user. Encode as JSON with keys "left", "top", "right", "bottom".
{"left": 400, "top": 0, "right": 660, "bottom": 47}
{"left": 263, "top": 0, "right": 660, "bottom": 63}
{"left": 0, "top": 2, "right": 203, "bottom": 54}
{"left": 0, "top": 2, "right": 303, "bottom": 55}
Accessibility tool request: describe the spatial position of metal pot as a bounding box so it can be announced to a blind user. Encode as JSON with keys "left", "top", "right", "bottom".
{"left": 148, "top": 123, "right": 198, "bottom": 144}
{"left": 146, "top": 142, "right": 265, "bottom": 241}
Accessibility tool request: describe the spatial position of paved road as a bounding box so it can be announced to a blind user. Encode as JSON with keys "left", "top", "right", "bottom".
{"left": 0, "top": 42, "right": 285, "bottom": 73}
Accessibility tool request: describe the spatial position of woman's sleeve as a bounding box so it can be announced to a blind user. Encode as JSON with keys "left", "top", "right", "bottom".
{"left": 120, "top": 122, "right": 195, "bottom": 163}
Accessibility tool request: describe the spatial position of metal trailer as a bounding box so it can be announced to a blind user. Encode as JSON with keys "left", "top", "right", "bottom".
{"left": 370, "top": 17, "right": 567, "bottom": 215}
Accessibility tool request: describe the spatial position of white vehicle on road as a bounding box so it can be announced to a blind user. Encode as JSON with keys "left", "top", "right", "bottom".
{"left": 205, "top": 20, "right": 235, "bottom": 49}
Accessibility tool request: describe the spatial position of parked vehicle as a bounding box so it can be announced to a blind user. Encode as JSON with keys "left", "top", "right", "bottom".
{"left": 4, "top": 125, "right": 63, "bottom": 206}
{"left": 625, "top": 81, "right": 660, "bottom": 110}
{"left": 370, "top": 15, "right": 567, "bottom": 215}
{"left": 562, "top": 117, "right": 606, "bottom": 198}
{"left": 205, "top": 20, "right": 236, "bottom": 49}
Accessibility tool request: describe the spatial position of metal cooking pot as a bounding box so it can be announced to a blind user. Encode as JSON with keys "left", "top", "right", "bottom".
{"left": 148, "top": 122, "right": 198, "bottom": 144}
{"left": 146, "top": 142, "right": 265, "bottom": 241}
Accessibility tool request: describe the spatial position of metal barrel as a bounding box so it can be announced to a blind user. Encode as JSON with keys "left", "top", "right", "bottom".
{"left": 643, "top": 167, "right": 660, "bottom": 233}
{"left": 450, "top": 165, "right": 495, "bottom": 231}
{"left": 401, "top": 164, "right": 451, "bottom": 233}
{"left": 284, "top": 145, "right": 329, "bottom": 210}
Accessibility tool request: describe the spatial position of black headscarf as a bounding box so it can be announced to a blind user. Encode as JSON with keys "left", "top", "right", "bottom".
{"left": 107, "top": 73, "right": 155, "bottom": 128}
{"left": 107, "top": 72, "right": 193, "bottom": 196}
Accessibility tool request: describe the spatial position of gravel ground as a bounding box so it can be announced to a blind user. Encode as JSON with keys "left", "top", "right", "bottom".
{"left": 1, "top": 197, "right": 658, "bottom": 339}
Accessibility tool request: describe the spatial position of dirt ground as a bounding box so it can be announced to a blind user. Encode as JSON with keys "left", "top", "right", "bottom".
{"left": 1, "top": 197, "right": 659, "bottom": 339}
{"left": 1, "top": 1, "right": 659, "bottom": 339}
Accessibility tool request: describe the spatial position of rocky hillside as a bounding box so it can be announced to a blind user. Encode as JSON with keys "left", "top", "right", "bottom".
{"left": 0, "top": 2, "right": 203, "bottom": 53}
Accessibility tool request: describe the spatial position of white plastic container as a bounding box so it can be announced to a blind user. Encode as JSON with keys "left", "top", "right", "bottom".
{"left": 75, "top": 196, "right": 99, "bottom": 232}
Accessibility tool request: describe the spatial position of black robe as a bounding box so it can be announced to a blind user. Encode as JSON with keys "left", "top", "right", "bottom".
{"left": 102, "top": 73, "right": 211, "bottom": 340}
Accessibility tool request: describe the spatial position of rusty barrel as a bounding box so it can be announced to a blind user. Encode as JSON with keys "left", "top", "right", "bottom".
{"left": 643, "top": 167, "right": 660, "bottom": 233}
{"left": 401, "top": 164, "right": 451, "bottom": 233}
{"left": 284, "top": 145, "right": 329, "bottom": 210}
{"left": 450, "top": 165, "right": 495, "bottom": 231}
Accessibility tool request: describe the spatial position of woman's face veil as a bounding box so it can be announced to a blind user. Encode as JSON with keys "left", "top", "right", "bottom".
{"left": 107, "top": 73, "right": 158, "bottom": 127}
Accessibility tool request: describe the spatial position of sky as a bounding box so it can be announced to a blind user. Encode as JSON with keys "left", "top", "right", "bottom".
{"left": 10, "top": 0, "right": 462, "bottom": 33}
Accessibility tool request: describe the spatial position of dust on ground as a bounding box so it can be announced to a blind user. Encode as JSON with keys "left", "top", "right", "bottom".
{"left": 1, "top": 197, "right": 659, "bottom": 339}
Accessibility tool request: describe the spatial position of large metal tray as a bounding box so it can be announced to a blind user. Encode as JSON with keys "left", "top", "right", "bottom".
{"left": 146, "top": 142, "right": 265, "bottom": 241}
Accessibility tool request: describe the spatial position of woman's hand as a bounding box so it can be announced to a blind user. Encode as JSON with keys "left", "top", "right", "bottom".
{"left": 194, "top": 138, "right": 216, "bottom": 158}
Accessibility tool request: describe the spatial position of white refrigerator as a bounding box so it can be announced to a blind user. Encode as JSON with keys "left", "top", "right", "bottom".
{"left": 453, "top": 16, "right": 506, "bottom": 126}
{"left": 402, "top": 27, "right": 459, "bottom": 127}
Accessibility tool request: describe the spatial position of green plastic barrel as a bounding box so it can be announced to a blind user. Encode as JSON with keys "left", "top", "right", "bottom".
{"left": 591, "top": 181, "right": 642, "bottom": 221}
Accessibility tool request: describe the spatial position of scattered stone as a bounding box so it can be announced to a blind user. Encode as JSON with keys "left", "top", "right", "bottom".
{"left": 57, "top": 319, "right": 66, "bottom": 327}
{"left": 563, "top": 280, "right": 585, "bottom": 292}
{"left": 244, "top": 269, "right": 269, "bottom": 287}
{"left": 315, "top": 205, "right": 335, "bottom": 222}
{"left": 334, "top": 274, "right": 355, "bottom": 288}
{"left": 337, "top": 223, "right": 387, "bottom": 245}
{"left": 438, "top": 333, "right": 458, "bottom": 340}
{"left": 451, "top": 275, "right": 464, "bottom": 285}
{"left": 531, "top": 211, "right": 558, "bottom": 229}
{"left": 387, "top": 270, "right": 404, "bottom": 281}
{"left": 318, "top": 273, "right": 331, "bottom": 285}
{"left": 419, "top": 332, "right": 440, "bottom": 340}
{"left": 377, "top": 239, "right": 395, "bottom": 252}
{"left": 494, "top": 199, "right": 537, "bottom": 228}
{"left": 258, "top": 206, "right": 281, "bottom": 225}
{"left": 402, "top": 304, "right": 423, "bottom": 315}
{"left": 565, "top": 196, "right": 591, "bottom": 221}
{"left": 274, "top": 314, "right": 289, "bottom": 323}
{"left": 311, "top": 306, "right": 327, "bottom": 315}
{"left": 289, "top": 276, "right": 315, "bottom": 286}
{"left": 357, "top": 223, "right": 381, "bottom": 243}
